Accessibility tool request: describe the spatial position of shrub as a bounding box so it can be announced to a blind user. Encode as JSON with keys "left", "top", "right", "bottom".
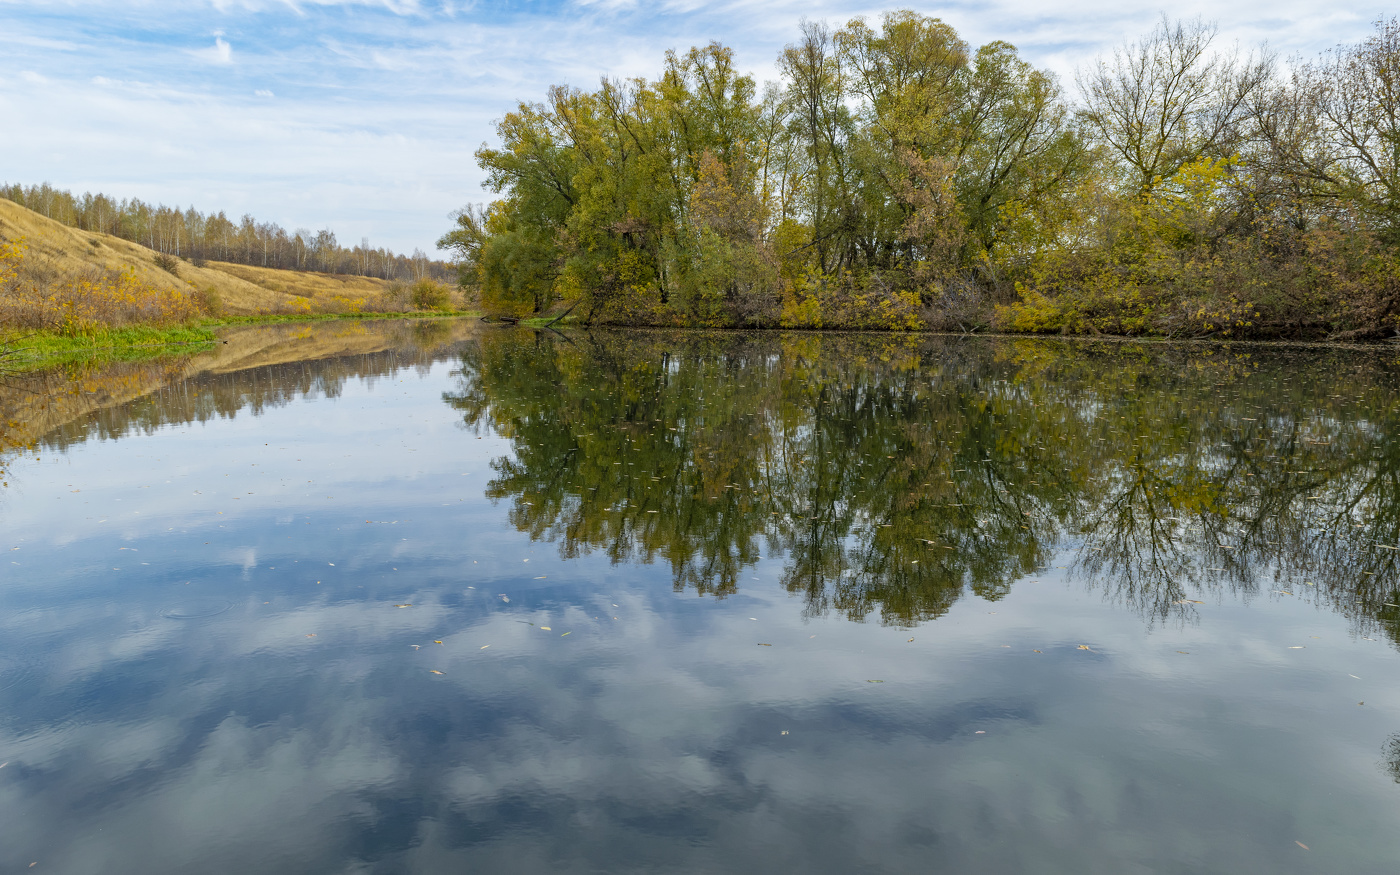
{"left": 152, "top": 252, "right": 181, "bottom": 276}
{"left": 0, "top": 238, "right": 204, "bottom": 336}
{"left": 196, "top": 285, "right": 223, "bottom": 317}
{"left": 409, "top": 279, "right": 453, "bottom": 311}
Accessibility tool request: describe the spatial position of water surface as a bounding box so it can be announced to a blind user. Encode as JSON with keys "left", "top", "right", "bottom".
{"left": 2, "top": 322, "right": 1399, "bottom": 873}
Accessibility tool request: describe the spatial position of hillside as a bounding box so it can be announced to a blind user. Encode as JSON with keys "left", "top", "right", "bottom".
{"left": 0, "top": 198, "right": 423, "bottom": 316}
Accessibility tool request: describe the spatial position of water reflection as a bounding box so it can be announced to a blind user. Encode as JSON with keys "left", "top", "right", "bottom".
{"left": 1, "top": 319, "right": 479, "bottom": 455}
{"left": 7, "top": 324, "right": 1400, "bottom": 874}
{"left": 446, "top": 330, "right": 1400, "bottom": 639}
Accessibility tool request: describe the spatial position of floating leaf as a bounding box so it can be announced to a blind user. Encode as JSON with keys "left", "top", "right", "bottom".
{"left": 757, "top": 643, "right": 772, "bottom": 646}
{"left": 1295, "top": 842, "right": 1309, "bottom": 850}
{"left": 480, "top": 645, "right": 490, "bottom": 649}
{"left": 561, "top": 631, "right": 570, "bottom": 636}
{"left": 429, "top": 670, "right": 444, "bottom": 675}
{"left": 394, "top": 604, "right": 412, "bottom": 608}
{"left": 1077, "top": 645, "right": 1091, "bottom": 650}
{"left": 433, "top": 640, "right": 443, "bottom": 645}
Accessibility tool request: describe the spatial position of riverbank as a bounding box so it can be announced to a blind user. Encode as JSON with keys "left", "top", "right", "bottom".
{"left": 0, "top": 310, "right": 479, "bottom": 371}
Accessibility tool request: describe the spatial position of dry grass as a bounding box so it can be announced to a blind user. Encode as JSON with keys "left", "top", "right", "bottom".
{"left": 0, "top": 198, "right": 297, "bottom": 314}
{"left": 206, "top": 260, "right": 434, "bottom": 313}
{"left": 1, "top": 238, "right": 205, "bottom": 335}
{"left": 0, "top": 198, "right": 459, "bottom": 319}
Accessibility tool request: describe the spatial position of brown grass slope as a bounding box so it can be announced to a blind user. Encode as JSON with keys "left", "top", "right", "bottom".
{"left": 0, "top": 199, "right": 412, "bottom": 315}
{"left": 208, "top": 260, "right": 398, "bottom": 302}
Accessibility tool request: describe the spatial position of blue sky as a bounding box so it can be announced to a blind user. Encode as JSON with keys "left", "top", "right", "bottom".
{"left": 0, "top": 1, "right": 1389, "bottom": 256}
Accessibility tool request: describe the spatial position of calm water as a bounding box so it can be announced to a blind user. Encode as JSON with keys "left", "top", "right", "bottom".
{"left": 3, "top": 321, "right": 1400, "bottom": 873}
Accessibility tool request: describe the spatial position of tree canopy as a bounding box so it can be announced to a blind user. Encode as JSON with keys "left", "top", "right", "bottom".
{"left": 443, "top": 13, "right": 1400, "bottom": 340}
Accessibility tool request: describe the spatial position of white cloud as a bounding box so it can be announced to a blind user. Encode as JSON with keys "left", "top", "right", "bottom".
{"left": 254, "top": 88, "right": 275, "bottom": 97}
{"left": 192, "top": 34, "right": 233, "bottom": 65}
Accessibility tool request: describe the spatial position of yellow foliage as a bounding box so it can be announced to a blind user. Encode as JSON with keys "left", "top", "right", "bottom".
{"left": 994, "top": 287, "right": 1065, "bottom": 333}
{"left": 1, "top": 238, "right": 205, "bottom": 336}
{"left": 778, "top": 271, "right": 925, "bottom": 330}
{"left": 780, "top": 277, "right": 823, "bottom": 328}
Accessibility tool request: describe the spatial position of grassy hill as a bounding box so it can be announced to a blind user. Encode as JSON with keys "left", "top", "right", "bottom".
{"left": 0, "top": 198, "right": 448, "bottom": 317}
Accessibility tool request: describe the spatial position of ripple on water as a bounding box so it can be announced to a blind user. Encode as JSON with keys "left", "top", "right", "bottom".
{"left": 159, "top": 598, "right": 233, "bottom": 621}
{"left": 0, "top": 652, "right": 40, "bottom": 693}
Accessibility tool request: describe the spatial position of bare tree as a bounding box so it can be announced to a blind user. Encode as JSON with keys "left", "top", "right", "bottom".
{"left": 1078, "top": 16, "right": 1274, "bottom": 193}
{"left": 1295, "top": 18, "right": 1400, "bottom": 236}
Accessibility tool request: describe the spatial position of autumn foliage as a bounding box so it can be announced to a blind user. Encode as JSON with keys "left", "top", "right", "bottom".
{"left": 443, "top": 13, "right": 1400, "bottom": 339}
{"left": 0, "top": 238, "right": 205, "bottom": 336}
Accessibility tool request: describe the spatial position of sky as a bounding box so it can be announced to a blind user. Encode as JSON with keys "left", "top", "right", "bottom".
{"left": 0, "top": 1, "right": 1391, "bottom": 256}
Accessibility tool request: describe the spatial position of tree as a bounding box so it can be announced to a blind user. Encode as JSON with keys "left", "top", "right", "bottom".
{"left": 1078, "top": 16, "right": 1273, "bottom": 194}
{"left": 1294, "top": 18, "right": 1400, "bottom": 238}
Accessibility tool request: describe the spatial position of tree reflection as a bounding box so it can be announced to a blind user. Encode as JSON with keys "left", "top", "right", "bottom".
{"left": 445, "top": 330, "right": 1400, "bottom": 642}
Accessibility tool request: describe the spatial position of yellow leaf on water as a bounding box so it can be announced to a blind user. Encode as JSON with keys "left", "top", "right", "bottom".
{"left": 1078, "top": 645, "right": 1091, "bottom": 650}
{"left": 1295, "top": 842, "right": 1309, "bottom": 850}
{"left": 480, "top": 645, "right": 490, "bottom": 649}
{"left": 429, "top": 670, "right": 444, "bottom": 675}
{"left": 541, "top": 627, "right": 551, "bottom": 631}
{"left": 434, "top": 640, "right": 443, "bottom": 645}
{"left": 561, "top": 632, "right": 570, "bottom": 636}
{"left": 394, "top": 604, "right": 412, "bottom": 608}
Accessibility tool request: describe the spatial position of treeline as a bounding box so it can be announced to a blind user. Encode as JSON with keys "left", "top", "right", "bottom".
{"left": 440, "top": 13, "right": 1400, "bottom": 339}
{"left": 1, "top": 182, "right": 453, "bottom": 283}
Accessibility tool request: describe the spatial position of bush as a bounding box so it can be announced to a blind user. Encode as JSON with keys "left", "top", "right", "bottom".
{"left": 1, "top": 239, "right": 204, "bottom": 336}
{"left": 152, "top": 252, "right": 181, "bottom": 277}
{"left": 409, "top": 279, "right": 453, "bottom": 311}
{"left": 196, "top": 285, "right": 223, "bottom": 317}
